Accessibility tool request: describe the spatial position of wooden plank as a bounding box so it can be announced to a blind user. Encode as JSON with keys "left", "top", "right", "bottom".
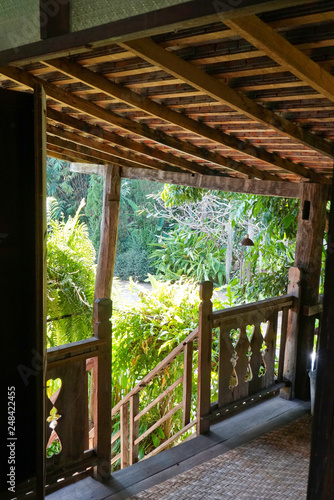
{"left": 143, "top": 420, "right": 197, "bottom": 460}
{"left": 225, "top": 15, "right": 334, "bottom": 105}
{"left": 307, "top": 172, "right": 334, "bottom": 499}
{"left": 111, "top": 430, "right": 121, "bottom": 446}
{"left": 135, "top": 377, "right": 183, "bottom": 422}
{"left": 212, "top": 294, "right": 294, "bottom": 326}
{"left": 129, "top": 394, "right": 139, "bottom": 466}
{"left": 135, "top": 403, "right": 183, "bottom": 446}
{"left": 183, "top": 342, "right": 193, "bottom": 427}
{"left": 0, "top": 0, "right": 317, "bottom": 66}
{"left": 93, "top": 299, "right": 112, "bottom": 479}
{"left": 121, "top": 165, "right": 303, "bottom": 198}
{"left": 94, "top": 165, "right": 121, "bottom": 301}
{"left": 111, "top": 453, "right": 121, "bottom": 466}
{"left": 294, "top": 183, "right": 328, "bottom": 400}
{"left": 120, "top": 403, "right": 129, "bottom": 469}
{"left": 34, "top": 83, "right": 47, "bottom": 500}
{"left": 122, "top": 37, "right": 334, "bottom": 172}
{"left": 47, "top": 56, "right": 302, "bottom": 180}
{"left": 197, "top": 281, "right": 213, "bottom": 434}
{"left": 303, "top": 301, "right": 323, "bottom": 317}
{"left": 47, "top": 338, "right": 103, "bottom": 364}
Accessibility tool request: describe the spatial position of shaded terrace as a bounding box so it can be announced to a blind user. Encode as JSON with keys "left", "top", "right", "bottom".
{"left": 1, "top": 1, "right": 334, "bottom": 498}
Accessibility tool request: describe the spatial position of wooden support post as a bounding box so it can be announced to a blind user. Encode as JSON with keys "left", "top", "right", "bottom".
{"left": 129, "top": 393, "right": 139, "bottom": 465}
{"left": 120, "top": 403, "right": 129, "bottom": 469}
{"left": 280, "top": 267, "right": 301, "bottom": 400}
{"left": 93, "top": 298, "right": 112, "bottom": 480}
{"left": 294, "top": 183, "right": 328, "bottom": 400}
{"left": 307, "top": 175, "right": 334, "bottom": 500}
{"left": 197, "top": 281, "right": 213, "bottom": 435}
{"left": 94, "top": 164, "right": 121, "bottom": 302}
{"left": 34, "top": 84, "right": 47, "bottom": 500}
{"left": 91, "top": 164, "right": 120, "bottom": 479}
{"left": 182, "top": 341, "right": 193, "bottom": 427}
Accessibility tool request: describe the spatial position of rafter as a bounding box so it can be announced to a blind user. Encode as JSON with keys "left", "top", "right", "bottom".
{"left": 47, "top": 134, "right": 171, "bottom": 172}
{"left": 46, "top": 57, "right": 313, "bottom": 182}
{"left": 47, "top": 123, "right": 176, "bottom": 172}
{"left": 47, "top": 108, "right": 213, "bottom": 175}
{"left": 224, "top": 15, "right": 334, "bottom": 105}
{"left": 121, "top": 37, "right": 334, "bottom": 178}
{"left": 0, "top": 65, "right": 277, "bottom": 180}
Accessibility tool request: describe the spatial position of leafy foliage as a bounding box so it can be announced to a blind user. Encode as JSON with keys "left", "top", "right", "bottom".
{"left": 151, "top": 184, "right": 300, "bottom": 297}
{"left": 113, "top": 179, "right": 161, "bottom": 280}
{"left": 47, "top": 157, "right": 90, "bottom": 220}
{"left": 46, "top": 198, "right": 96, "bottom": 347}
{"left": 150, "top": 226, "right": 226, "bottom": 285}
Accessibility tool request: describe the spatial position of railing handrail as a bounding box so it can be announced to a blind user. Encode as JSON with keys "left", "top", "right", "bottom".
{"left": 211, "top": 294, "right": 295, "bottom": 325}
{"left": 112, "top": 326, "right": 198, "bottom": 416}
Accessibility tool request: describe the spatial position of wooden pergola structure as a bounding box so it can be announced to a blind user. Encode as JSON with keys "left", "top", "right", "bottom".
{"left": 1, "top": 0, "right": 334, "bottom": 498}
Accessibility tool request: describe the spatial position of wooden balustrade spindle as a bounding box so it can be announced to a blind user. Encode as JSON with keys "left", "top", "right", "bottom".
{"left": 197, "top": 281, "right": 213, "bottom": 434}
{"left": 183, "top": 341, "right": 193, "bottom": 427}
{"left": 278, "top": 306, "right": 289, "bottom": 382}
{"left": 120, "top": 403, "right": 129, "bottom": 469}
{"left": 263, "top": 311, "right": 278, "bottom": 387}
{"left": 249, "top": 322, "right": 265, "bottom": 393}
{"left": 234, "top": 324, "right": 250, "bottom": 400}
{"left": 218, "top": 325, "right": 234, "bottom": 407}
{"left": 129, "top": 393, "right": 139, "bottom": 465}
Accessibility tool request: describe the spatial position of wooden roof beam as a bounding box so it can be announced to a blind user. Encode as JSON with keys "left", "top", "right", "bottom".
{"left": 71, "top": 162, "right": 303, "bottom": 199}
{"left": 224, "top": 15, "right": 334, "bottom": 106}
{"left": 121, "top": 37, "right": 333, "bottom": 183}
{"left": 0, "top": 65, "right": 276, "bottom": 180}
{"left": 46, "top": 56, "right": 310, "bottom": 182}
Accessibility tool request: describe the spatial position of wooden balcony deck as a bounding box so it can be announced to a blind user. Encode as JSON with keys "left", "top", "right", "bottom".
{"left": 46, "top": 396, "right": 310, "bottom": 500}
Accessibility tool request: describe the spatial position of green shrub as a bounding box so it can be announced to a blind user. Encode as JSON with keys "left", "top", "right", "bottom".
{"left": 47, "top": 198, "right": 96, "bottom": 347}
{"left": 114, "top": 246, "right": 154, "bottom": 281}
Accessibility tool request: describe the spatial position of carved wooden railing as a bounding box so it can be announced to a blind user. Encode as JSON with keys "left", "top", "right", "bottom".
{"left": 197, "top": 281, "right": 295, "bottom": 432}
{"left": 45, "top": 298, "right": 111, "bottom": 493}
